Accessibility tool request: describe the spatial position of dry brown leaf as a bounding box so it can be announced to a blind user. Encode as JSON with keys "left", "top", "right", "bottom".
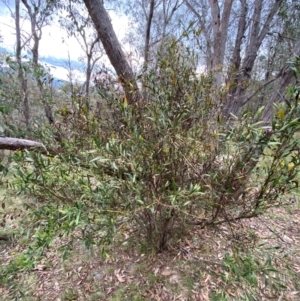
{"left": 114, "top": 269, "right": 126, "bottom": 282}
{"left": 199, "top": 288, "right": 210, "bottom": 301}
{"left": 283, "top": 235, "right": 294, "bottom": 244}
{"left": 161, "top": 266, "right": 173, "bottom": 276}
{"left": 33, "top": 264, "right": 46, "bottom": 271}
{"left": 288, "top": 291, "right": 300, "bottom": 296}
{"left": 202, "top": 273, "right": 211, "bottom": 284}
{"left": 169, "top": 274, "right": 180, "bottom": 284}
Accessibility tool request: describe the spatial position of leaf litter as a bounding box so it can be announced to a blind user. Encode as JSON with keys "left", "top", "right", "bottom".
{"left": 1, "top": 199, "right": 300, "bottom": 300}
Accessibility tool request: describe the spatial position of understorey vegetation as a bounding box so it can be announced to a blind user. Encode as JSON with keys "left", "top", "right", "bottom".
{"left": 4, "top": 41, "right": 300, "bottom": 255}
{"left": 1, "top": 1, "right": 300, "bottom": 298}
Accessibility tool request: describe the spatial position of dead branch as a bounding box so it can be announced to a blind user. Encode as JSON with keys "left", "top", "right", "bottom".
{"left": 0, "top": 137, "right": 45, "bottom": 151}
{"left": 0, "top": 137, "right": 62, "bottom": 156}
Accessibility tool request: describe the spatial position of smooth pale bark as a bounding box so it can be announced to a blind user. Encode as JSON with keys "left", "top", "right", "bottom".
{"left": 184, "top": 0, "right": 213, "bottom": 68}
{"left": 16, "top": 0, "right": 30, "bottom": 131}
{"left": 224, "top": 0, "right": 284, "bottom": 118}
{"left": 185, "top": 0, "right": 285, "bottom": 118}
{"left": 230, "top": 0, "right": 284, "bottom": 93}
{"left": 65, "top": 4, "right": 102, "bottom": 98}
{"left": 0, "top": 137, "right": 45, "bottom": 151}
{"left": 262, "top": 40, "right": 300, "bottom": 124}
{"left": 209, "top": 0, "right": 233, "bottom": 87}
{"left": 21, "top": 0, "right": 54, "bottom": 124}
{"left": 83, "top": 0, "right": 140, "bottom": 104}
{"left": 0, "top": 137, "right": 62, "bottom": 156}
{"left": 85, "top": 37, "right": 101, "bottom": 97}
{"left": 185, "top": 0, "right": 233, "bottom": 86}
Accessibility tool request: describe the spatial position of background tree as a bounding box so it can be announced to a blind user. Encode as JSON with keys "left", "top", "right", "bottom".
{"left": 15, "top": 0, "right": 30, "bottom": 131}
{"left": 224, "top": 0, "right": 285, "bottom": 118}
{"left": 83, "top": 0, "right": 141, "bottom": 105}
{"left": 21, "top": 0, "right": 56, "bottom": 125}
{"left": 1, "top": 0, "right": 56, "bottom": 130}
{"left": 143, "top": 0, "right": 155, "bottom": 70}
{"left": 61, "top": 1, "right": 104, "bottom": 101}
{"left": 119, "top": 0, "right": 184, "bottom": 69}
{"left": 184, "top": 0, "right": 287, "bottom": 118}
{"left": 262, "top": 40, "right": 300, "bottom": 123}
{"left": 185, "top": 0, "right": 234, "bottom": 87}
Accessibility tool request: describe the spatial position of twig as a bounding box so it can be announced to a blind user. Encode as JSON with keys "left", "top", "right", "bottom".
{"left": 277, "top": 292, "right": 284, "bottom": 301}
{"left": 192, "top": 255, "right": 226, "bottom": 268}
{"left": 240, "top": 76, "right": 280, "bottom": 106}
{"left": 0, "top": 235, "right": 9, "bottom": 241}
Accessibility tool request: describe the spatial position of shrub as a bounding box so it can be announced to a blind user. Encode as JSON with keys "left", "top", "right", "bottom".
{"left": 10, "top": 39, "right": 300, "bottom": 254}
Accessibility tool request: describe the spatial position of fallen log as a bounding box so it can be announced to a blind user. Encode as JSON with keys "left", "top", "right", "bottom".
{"left": 0, "top": 137, "right": 61, "bottom": 156}
{"left": 0, "top": 137, "right": 45, "bottom": 151}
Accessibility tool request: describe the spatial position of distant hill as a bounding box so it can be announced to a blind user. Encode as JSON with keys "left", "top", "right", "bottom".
{"left": 0, "top": 46, "right": 8, "bottom": 53}
{"left": 0, "top": 48, "right": 83, "bottom": 87}
{"left": 39, "top": 55, "right": 82, "bottom": 70}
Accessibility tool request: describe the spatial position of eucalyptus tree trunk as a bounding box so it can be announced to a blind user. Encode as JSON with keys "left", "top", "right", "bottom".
{"left": 83, "top": 0, "right": 141, "bottom": 105}
{"left": 223, "top": 0, "right": 284, "bottom": 118}
{"left": 209, "top": 0, "right": 233, "bottom": 87}
{"left": 21, "top": 0, "right": 54, "bottom": 125}
{"left": 143, "top": 0, "right": 155, "bottom": 69}
{"left": 226, "top": 0, "right": 248, "bottom": 93}
{"left": 15, "top": 0, "right": 30, "bottom": 131}
{"left": 184, "top": 0, "right": 233, "bottom": 87}
{"left": 184, "top": 0, "right": 213, "bottom": 68}
{"left": 81, "top": 39, "right": 102, "bottom": 100}
{"left": 185, "top": 0, "right": 285, "bottom": 119}
{"left": 64, "top": 2, "right": 103, "bottom": 99}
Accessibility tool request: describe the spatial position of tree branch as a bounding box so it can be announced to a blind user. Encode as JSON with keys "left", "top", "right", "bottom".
{"left": 0, "top": 137, "right": 45, "bottom": 151}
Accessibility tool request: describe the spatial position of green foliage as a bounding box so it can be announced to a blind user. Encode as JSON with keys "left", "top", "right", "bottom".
{"left": 219, "top": 250, "right": 286, "bottom": 300}
{"left": 0, "top": 54, "right": 56, "bottom": 137}
{"left": 0, "top": 56, "right": 22, "bottom": 135}
{"left": 0, "top": 253, "right": 35, "bottom": 288}
{"left": 8, "top": 39, "right": 300, "bottom": 259}
{"left": 61, "top": 288, "right": 79, "bottom": 301}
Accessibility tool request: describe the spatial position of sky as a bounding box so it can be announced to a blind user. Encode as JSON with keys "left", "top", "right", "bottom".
{"left": 0, "top": 1, "right": 132, "bottom": 81}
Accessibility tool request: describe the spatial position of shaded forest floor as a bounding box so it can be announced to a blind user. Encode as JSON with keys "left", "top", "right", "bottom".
{"left": 1, "top": 188, "right": 300, "bottom": 301}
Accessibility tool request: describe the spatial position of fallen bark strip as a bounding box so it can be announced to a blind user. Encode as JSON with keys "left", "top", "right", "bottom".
{"left": 0, "top": 137, "right": 45, "bottom": 151}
